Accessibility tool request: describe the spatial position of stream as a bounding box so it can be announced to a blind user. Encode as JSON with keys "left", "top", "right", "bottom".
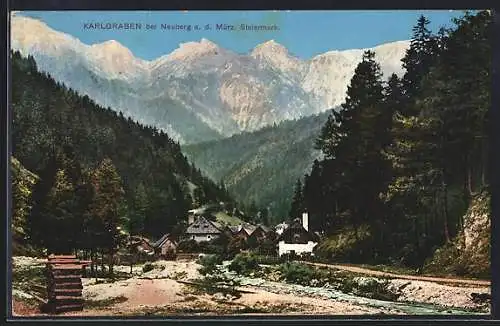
{"left": 219, "top": 262, "right": 486, "bottom": 315}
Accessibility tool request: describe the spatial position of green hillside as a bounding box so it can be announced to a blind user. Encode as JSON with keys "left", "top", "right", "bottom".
{"left": 183, "top": 111, "right": 331, "bottom": 223}
{"left": 11, "top": 51, "right": 232, "bottom": 249}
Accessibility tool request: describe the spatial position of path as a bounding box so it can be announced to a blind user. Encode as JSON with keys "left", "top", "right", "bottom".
{"left": 300, "top": 261, "right": 490, "bottom": 287}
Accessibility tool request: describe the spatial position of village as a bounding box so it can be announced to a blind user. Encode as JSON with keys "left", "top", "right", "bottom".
{"left": 11, "top": 204, "right": 492, "bottom": 317}
{"left": 128, "top": 203, "right": 320, "bottom": 263}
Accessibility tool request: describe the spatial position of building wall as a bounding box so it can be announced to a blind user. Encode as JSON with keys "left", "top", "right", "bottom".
{"left": 188, "top": 234, "right": 219, "bottom": 243}
{"left": 278, "top": 241, "right": 317, "bottom": 256}
{"left": 160, "top": 240, "right": 177, "bottom": 255}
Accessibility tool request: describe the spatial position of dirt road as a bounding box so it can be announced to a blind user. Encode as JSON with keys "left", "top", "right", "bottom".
{"left": 301, "top": 261, "right": 490, "bottom": 287}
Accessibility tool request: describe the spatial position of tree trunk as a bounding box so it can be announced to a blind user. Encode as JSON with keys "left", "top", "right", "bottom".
{"left": 90, "top": 248, "right": 95, "bottom": 275}
{"left": 101, "top": 251, "right": 105, "bottom": 273}
{"left": 442, "top": 171, "right": 450, "bottom": 243}
{"left": 108, "top": 250, "right": 114, "bottom": 278}
{"left": 481, "top": 139, "right": 488, "bottom": 187}
{"left": 468, "top": 167, "right": 473, "bottom": 195}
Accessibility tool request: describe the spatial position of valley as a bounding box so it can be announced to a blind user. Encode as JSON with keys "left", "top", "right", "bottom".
{"left": 9, "top": 9, "right": 492, "bottom": 318}
{"left": 11, "top": 256, "right": 491, "bottom": 317}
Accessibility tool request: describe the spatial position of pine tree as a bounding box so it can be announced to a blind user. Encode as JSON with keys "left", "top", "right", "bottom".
{"left": 318, "top": 50, "right": 387, "bottom": 236}
{"left": 303, "top": 160, "right": 329, "bottom": 231}
{"left": 89, "top": 158, "right": 125, "bottom": 276}
{"left": 26, "top": 149, "right": 59, "bottom": 248}
{"left": 129, "top": 183, "right": 148, "bottom": 235}
{"left": 289, "top": 178, "right": 304, "bottom": 219}
{"left": 401, "top": 15, "right": 440, "bottom": 104}
{"left": 43, "top": 169, "right": 77, "bottom": 253}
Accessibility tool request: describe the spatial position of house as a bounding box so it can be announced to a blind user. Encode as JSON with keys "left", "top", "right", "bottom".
{"left": 248, "top": 224, "right": 272, "bottom": 242}
{"left": 152, "top": 233, "right": 178, "bottom": 259}
{"left": 277, "top": 213, "right": 319, "bottom": 257}
{"left": 122, "top": 236, "right": 155, "bottom": 264}
{"left": 229, "top": 222, "right": 273, "bottom": 241}
{"left": 229, "top": 225, "right": 251, "bottom": 241}
{"left": 184, "top": 215, "right": 224, "bottom": 243}
{"left": 129, "top": 236, "right": 155, "bottom": 255}
{"left": 274, "top": 222, "right": 289, "bottom": 236}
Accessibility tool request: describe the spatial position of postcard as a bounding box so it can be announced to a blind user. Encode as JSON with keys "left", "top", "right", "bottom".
{"left": 9, "top": 9, "right": 492, "bottom": 317}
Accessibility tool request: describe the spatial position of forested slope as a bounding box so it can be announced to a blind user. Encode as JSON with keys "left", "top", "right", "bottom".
{"left": 11, "top": 51, "right": 232, "bottom": 254}
{"left": 295, "top": 11, "right": 491, "bottom": 272}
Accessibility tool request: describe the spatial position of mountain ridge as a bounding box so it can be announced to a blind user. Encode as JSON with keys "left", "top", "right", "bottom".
{"left": 11, "top": 13, "right": 409, "bottom": 144}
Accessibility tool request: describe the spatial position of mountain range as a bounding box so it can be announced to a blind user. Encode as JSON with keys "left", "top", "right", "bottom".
{"left": 11, "top": 13, "right": 409, "bottom": 144}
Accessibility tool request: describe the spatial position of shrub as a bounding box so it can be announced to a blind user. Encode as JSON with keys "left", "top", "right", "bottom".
{"left": 257, "top": 239, "right": 277, "bottom": 256}
{"left": 355, "top": 278, "right": 399, "bottom": 301}
{"left": 198, "top": 241, "right": 210, "bottom": 253}
{"left": 142, "top": 262, "right": 154, "bottom": 273}
{"left": 278, "top": 262, "right": 315, "bottom": 285}
{"left": 227, "top": 237, "right": 248, "bottom": 258}
{"left": 300, "top": 252, "right": 313, "bottom": 261}
{"left": 280, "top": 252, "right": 298, "bottom": 262}
{"left": 197, "top": 254, "right": 223, "bottom": 276}
{"left": 228, "top": 253, "right": 260, "bottom": 276}
{"left": 178, "top": 239, "right": 199, "bottom": 253}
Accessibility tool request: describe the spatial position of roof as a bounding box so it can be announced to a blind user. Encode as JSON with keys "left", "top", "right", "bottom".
{"left": 212, "top": 220, "right": 226, "bottom": 231}
{"left": 242, "top": 223, "right": 257, "bottom": 235}
{"left": 256, "top": 224, "right": 271, "bottom": 233}
{"left": 185, "top": 216, "right": 223, "bottom": 235}
{"left": 188, "top": 207, "right": 207, "bottom": 215}
{"left": 274, "top": 222, "right": 289, "bottom": 235}
{"left": 152, "top": 233, "right": 177, "bottom": 248}
{"left": 228, "top": 225, "right": 240, "bottom": 233}
{"left": 277, "top": 218, "right": 319, "bottom": 243}
{"left": 129, "top": 236, "right": 153, "bottom": 248}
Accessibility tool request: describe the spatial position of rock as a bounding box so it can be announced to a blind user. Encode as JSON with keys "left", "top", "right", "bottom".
{"left": 471, "top": 292, "right": 491, "bottom": 303}
{"left": 213, "top": 292, "right": 225, "bottom": 301}
{"left": 225, "top": 293, "right": 237, "bottom": 301}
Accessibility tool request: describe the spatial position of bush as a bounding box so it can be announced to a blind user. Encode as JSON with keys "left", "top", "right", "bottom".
{"left": 197, "top": 254, "right": 223, "bottom": 276}
{"left": 327, "top": 275, "right": 399, "bottom": 301}
{"left": 205, "top": 244, "right": 225, "bottom": 255}
{"left": 227, "top": 237, "right": 248, "bottom": 258}
{"left": 278, "top": 262, "right": 316, "bottom": 285}
{"left": 300, "top": 252, "right": 313, "bottom": 261}
{"left": 229, "top": 253, "right": 260, "bottom": 276}
{"left": 257, "top": 239, "right": 277, "bottom": 256}
{"left": 354, "top": 278, "right": 399, "bottom": 301}
{"left": 142, "top": 262, "right": 154, "bottom": 273}
{"left": 198, "top": 241, "right": 210, "bottom": 253}
{"left": 280, "top": 252, "right": 299, "bottom": 262}
{"left": 178, "top": 239, "right": 199, "bottom": 253}
{"left": 190, "top": 273, "right": 241, "bottom": 298}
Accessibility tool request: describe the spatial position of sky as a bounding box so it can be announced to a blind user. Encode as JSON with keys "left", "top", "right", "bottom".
{"left": 17, "top": 10, "right": 465, "bottom": 61}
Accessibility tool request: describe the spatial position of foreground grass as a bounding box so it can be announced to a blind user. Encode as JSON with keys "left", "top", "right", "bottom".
{"left": 85, "top": 295, "right": 128, "bottom": 309}
{"left": 126, "top": 300, "right": 310, "bottom": 316}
